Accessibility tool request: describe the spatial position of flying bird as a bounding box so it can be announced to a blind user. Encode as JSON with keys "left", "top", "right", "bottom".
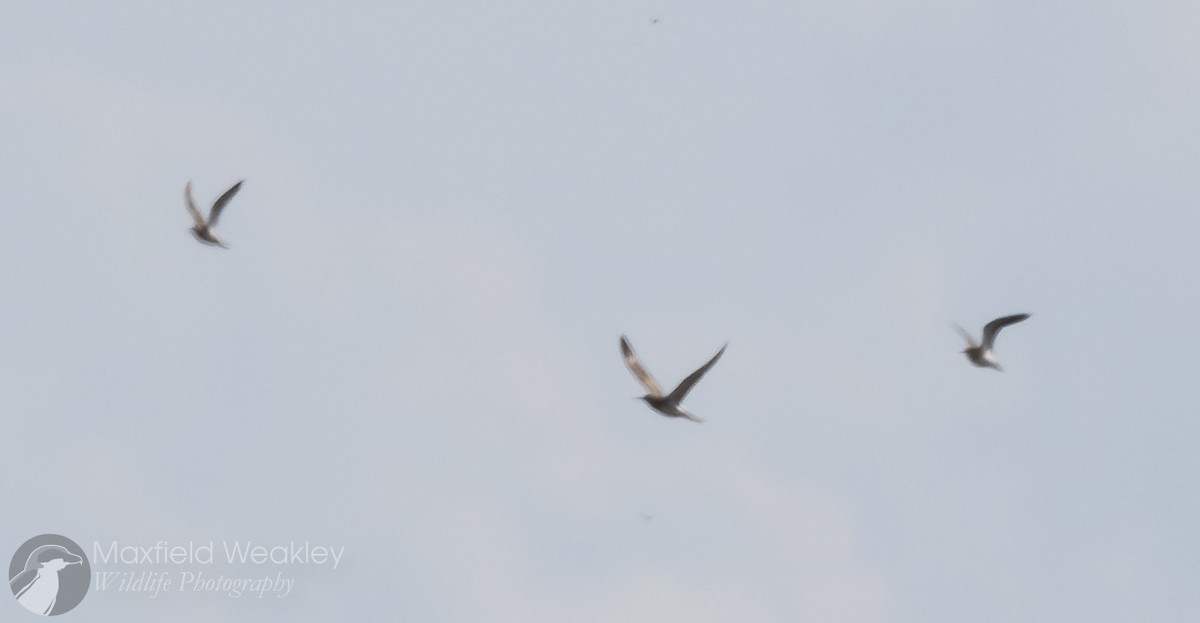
{"left": 620, "top": 335, "right": 726, "bottom": 422}
{"left": 954, "top": 313, "right": 1030, "bottom": 371}
{"left": 185, "top": 180, "right": 243, "bottom": 248}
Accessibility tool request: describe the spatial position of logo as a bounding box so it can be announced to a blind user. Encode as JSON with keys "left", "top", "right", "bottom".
{"left": 9, "top": 535, "right": 90, "bottom": 616}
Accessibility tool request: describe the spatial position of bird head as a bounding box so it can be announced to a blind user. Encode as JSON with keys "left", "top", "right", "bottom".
{"left": 35, "top": 547, "right": 81, "bottom": 572}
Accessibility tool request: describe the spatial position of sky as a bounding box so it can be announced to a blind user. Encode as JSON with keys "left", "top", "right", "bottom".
{"left": 2, "top": 0, "right": 1199, "bottom": 621}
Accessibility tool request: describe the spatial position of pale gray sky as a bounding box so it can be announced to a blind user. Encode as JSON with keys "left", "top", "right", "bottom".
{"left": 3, "top": 1, "right": 1199, "bottom": 621}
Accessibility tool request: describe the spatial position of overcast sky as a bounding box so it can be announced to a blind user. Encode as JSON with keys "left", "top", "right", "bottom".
{"left": 3, "top": 1, "right": 1199, "bottom": 621}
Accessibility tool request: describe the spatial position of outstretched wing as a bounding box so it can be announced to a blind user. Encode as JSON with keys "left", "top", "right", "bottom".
{"left": 207, "top": 180, "right": 244, "bottom": 227}
{"left": 981, "top": 313, "right": 1030, "bottom": 350}
{"left": 183, "top": 181, "right": 206, "bottom": 227}
{"left": 620, "top": 336, "right": 664, "bottom": 397}
{"left": 667, "top": 343, "right": 727, "bottom": 403}
{"left": 952, "top": 323, "right": 977, "bottom": 349}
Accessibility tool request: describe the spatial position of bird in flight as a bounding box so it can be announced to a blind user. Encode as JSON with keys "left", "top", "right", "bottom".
{"left": 185, "top": 180, "right": 243, "bottom": 248}
{"left": 620, "top": 335, "right": 727, "bottom": 422}
{"left": 954, "top": 313, "right": 1030, "bottom": 371}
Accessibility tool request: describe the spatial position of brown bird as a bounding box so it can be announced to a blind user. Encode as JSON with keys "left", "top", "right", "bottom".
{"left": 620, "top": 335, "right": 726, "bottom": 422}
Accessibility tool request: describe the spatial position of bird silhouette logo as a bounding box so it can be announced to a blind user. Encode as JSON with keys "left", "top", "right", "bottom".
{"left": 8, "top": 535, "right": 89, "bottom": 616}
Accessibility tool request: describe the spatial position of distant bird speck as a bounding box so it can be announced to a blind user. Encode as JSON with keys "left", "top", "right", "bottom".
{"left": 650, "top": 18, "right": 660, "bottom": 25}
{"left": 184, "top": 180, "right": 243, "bottom": 249}
{"left": 954, "top": 313, "right": 1030, "bottom": 371}
{"left": 620, "top": 335, "right": 726, "bottom": 422}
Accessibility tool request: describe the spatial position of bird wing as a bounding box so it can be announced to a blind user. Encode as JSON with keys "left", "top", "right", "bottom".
{"left": 620, "top": 336, "right": 664, "bottom": 397}
{"left": 667, "top": 343, "right": 727, "bottom": 403}
{"left": 952, "top": 323, "right": 977, "bottom": 349}
{"left": 981, "top": 313, "right": 1030, "bottom": 350}
{"left": 206, "top": 180, "right": 244, "bottom": 227}
{"left": 184, "top": 181, "right": 206, "bottom": 227}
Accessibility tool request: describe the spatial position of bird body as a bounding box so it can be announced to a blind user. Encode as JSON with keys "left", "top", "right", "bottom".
{"left": 964, "top": 347, "right": 999, "bottom": 369}
{"left": 185, "top": 180, "right": 243, "bottom": 248}
{"left": 620, "top": 336, "right": 726, "bottom": 422}
{"left": 641, "top": 395, "right": 699, "bottom": 421}
{"left": 955, "top": 313, "right": 1030, "bottom": 371}
{"left": 16, "top": 566, "right": 62, "bottom": 615}
{"left": 190, "top": 227, "right": 225, "bottom": 247}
